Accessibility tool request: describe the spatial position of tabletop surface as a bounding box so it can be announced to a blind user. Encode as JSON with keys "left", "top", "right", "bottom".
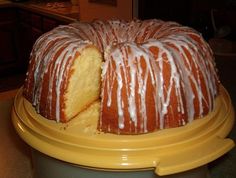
{"left": 0, "top": 91, "right": 32, "bottom": 178}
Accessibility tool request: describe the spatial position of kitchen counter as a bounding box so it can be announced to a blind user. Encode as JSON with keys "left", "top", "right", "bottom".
{"left": 0, "top": 89, "right": 32, "bottom": 178}
{"left": 0, "top": 0, "right": 79, "bottom": 23}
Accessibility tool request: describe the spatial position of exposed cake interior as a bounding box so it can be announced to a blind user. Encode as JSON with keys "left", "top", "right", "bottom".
{"left": 65, "top": 47, "right": 102, "bottom": 120}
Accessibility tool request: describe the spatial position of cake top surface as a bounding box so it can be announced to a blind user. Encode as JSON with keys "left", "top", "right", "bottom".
{"left": 23, "top": 19, "right": 219, "bottom": 134}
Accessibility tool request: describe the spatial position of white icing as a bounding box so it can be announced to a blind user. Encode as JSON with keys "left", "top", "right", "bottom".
{"left": 25, "top": 20, "right": 218, "bottom": 133}
{"left": 28, "top": 26, "right": 92, "bottom": 121}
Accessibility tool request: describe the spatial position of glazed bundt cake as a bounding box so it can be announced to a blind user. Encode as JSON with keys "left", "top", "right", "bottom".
{"left": 23, "top": 19, "right": 219, "bottom": 134}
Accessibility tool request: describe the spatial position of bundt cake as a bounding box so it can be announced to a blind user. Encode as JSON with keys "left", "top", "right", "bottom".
{"left": 23, "top": 19, "right": 219, "bottom": 134}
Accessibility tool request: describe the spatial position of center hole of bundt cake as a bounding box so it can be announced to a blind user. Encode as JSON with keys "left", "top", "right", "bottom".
{"left": 64, "top": 46, "right": 102, "bottom": 120}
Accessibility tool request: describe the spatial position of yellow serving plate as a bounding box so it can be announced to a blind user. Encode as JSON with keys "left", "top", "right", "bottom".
{"left": 11, "top": 85, "right": 235, "bottom": 176}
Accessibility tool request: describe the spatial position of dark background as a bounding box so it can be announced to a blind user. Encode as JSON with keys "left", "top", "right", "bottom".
{"left": 138, "top": 0, "right": 236, "bottom": 41}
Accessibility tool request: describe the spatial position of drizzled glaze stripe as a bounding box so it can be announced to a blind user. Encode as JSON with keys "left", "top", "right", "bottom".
{"left": 24, "top": 25, "right": 92, "bottom": 121}
{"left": 23, "top": 20, "right": 218, "bottom": 133}
{"left": 100, "top": 20, "right": 218, "bottom": 134}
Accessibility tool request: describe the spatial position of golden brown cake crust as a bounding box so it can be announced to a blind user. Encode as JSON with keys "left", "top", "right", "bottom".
{"left": 23, "top": 19, "right": 219, "bottom": 134}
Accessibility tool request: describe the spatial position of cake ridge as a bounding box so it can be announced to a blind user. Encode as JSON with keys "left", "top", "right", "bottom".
{"left": 23, "top": 19, "right": 219, "bottom": 134}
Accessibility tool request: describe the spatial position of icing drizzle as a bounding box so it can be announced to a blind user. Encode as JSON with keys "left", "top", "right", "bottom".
{"left": 23, "top": 19, "right": 218, "bottom": 134}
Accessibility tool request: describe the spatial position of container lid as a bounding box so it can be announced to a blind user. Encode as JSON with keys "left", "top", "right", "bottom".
{"left": 12, "top": 86, "right": 235, "bottom": 176}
